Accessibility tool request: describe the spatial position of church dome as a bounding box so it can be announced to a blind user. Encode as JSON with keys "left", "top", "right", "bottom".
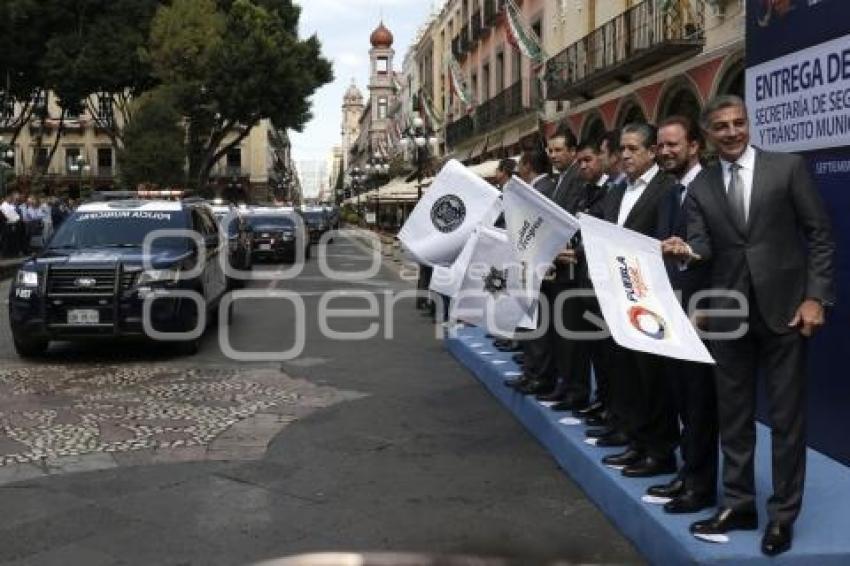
{"left": 370, "top": 21, "right": 394, "bottom": 48}
{"left": 344, "top": 79, "right": 363, "bottom": 104}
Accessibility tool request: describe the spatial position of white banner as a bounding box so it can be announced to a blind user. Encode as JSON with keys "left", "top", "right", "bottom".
{"left": 502, "top": 176, "right": 580, "bottom": 308}
{"left": 450, "top": 227, "right": 537, "bottom": 336}
{"left": 429, "top": 228, "right": 480, "bottom": 299}
{"left": 399, "top": 160, "right": 501, "bottom": 266}
{"left": 746, "top": 33, "right": 850, "bottom": 152}
{"left": 579, "top": 214, "right": 714, "bottom": 365}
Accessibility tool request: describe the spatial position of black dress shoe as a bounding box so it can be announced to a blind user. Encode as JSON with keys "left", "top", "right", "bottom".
{"left": 550, "top": 398, "right": 589, "bottom": 412}
{"left": 761, "top": 522, "right": 792, "bottom": 556}
{"left": 664, "top": 491, "right": 716, "bottom": 514}
{"left": 585, "top": 426, "right": 614, "bottom": 438}
{"left": 536, "top": 389, "right": 566, "bottom": 402}
{"left": 517, "top": 380, "right": 554, "bottom": 395}
{"left": 594, "top": 431, "right": 630, "bottom": 447}
{"left": 602, "top": 449, "right": 644, "bottom": 468}
{"left": 503, "top": 377, "right": 530, "bottom": 389}
{"left": 622, "top": 455, "right": 677, "bottom": 478}
{"left": 690, "top": 507, "right": 758, "bottom": 536}
{"left": 647, "top": 477, "right": 685, "bottom": 499}
{"left": 574, "top": 401, "right": 604, "bottom": 419}
{"left": 584, "top": 412, "right": 610, "bottom": 427}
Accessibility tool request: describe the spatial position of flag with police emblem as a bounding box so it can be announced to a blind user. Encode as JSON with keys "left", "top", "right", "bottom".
{"left": 579, "top": 214, "right": 714, "bottom": 364}
{"left": 449, "top": 227, "right": 537, "bottom": 335}
{"left": 502, "top": 176, "right": 580, "bottom": 307}
{"left": 399, "top": 159, "right": 501, "bottom": 266}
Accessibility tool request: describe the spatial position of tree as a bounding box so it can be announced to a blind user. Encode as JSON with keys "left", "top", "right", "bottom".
{"left": 148, "top": 0, "right": 332, "bottom": 189}
{"left": 118, "top": 87, "right": 186, "bottom": 189}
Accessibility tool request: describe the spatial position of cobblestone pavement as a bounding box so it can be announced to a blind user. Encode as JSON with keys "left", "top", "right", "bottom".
{"left": 0, "top": 363, "right": 362, "bottom": 481}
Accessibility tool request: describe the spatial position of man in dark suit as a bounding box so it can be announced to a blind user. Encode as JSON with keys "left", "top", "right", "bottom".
{"left": 597, "top": 122, "right": 680, "bottom": 478}
{"left": 521, "top": 126, "right": 592, "bottom": 409}
{"left": 504, "top": 148, "right": 557, "bottom": 391}
{"left": 647, "top": 115, "right": 718, "bottom": 514}
{"left": 663, "top": 95, "right": 835, "bottom": 555}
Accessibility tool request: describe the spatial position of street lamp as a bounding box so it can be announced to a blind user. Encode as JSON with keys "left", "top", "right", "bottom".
{"left": 364, "top": 154, "right": 390, "bottom": 229}
{"left": 0, "top": 136, "right": 15, "bottom": 199}
{"left": 399, "top": 115, "right": 440, "bottom": 200}
{"left": 349, "top": 166, "right": 365, "bottom": 225}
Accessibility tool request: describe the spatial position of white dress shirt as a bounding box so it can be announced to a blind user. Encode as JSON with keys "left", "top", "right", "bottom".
{"left": 720, "top": 145, "right": 756, "bottom": 221}
{"left": 678, "top": 163, "right": 703, "bottom": 202}
{"left": 0, "top": 201, "right": 20, "bottom": 223}
{"left": 617, "top": 163, "right": 659, "bottom": 226}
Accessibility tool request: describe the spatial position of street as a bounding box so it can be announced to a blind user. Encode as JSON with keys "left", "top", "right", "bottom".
{"left": 0, "top": 234, "right": 640, "bottom": 565}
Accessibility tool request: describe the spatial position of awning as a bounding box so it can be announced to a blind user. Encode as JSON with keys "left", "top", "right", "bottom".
{"left": 502, "top": 127, "right": 520, "bottom": 147}
{"left": 468, "top": 158, "right": 500, "bottom": 179}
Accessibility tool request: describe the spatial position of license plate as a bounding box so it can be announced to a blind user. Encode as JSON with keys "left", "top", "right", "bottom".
{"left": 67, "top": 309, "right": 99, "bottom": 325}
{"left": 259, "top": 243, "right": 271, "bottom": 250}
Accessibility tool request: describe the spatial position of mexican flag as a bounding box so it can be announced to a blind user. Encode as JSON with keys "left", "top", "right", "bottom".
{"left": 504, "top": 0, "right": 546, "bottom": 72}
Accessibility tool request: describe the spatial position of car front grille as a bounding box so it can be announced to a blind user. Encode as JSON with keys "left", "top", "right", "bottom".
{"left": 47, "top": 268, "right": 117, "bottom": 296}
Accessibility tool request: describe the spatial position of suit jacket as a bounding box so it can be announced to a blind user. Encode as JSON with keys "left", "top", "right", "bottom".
{"left": 550, "top": 164, "right": 586, "bottom": 215}
{"left": 601, "top": 169, "right": 676, "bottom": 237}
{"left": 684, "top": 149, "right": 835, "bottom": 334}
{"left": 533, "top": 174, "right": 557, "bottom": 197}
{"left": 656, "top": 184, "right": 711, "bottom": 304}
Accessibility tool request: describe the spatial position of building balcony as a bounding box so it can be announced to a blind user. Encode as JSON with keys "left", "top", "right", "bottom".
{"left": 484, "top": 0, "right": 500, "bottom": 27}
{"left": 475, "top": 81, "right": 525, "bottom": 135}
{"left": 545, "top": 0, "right": 705, "bottom": 101}
{"left": 471, "top": 11, "right": 484, "bottom": 42}
{"left": 452, "top": 35, "right": 463, "bottom": 60}
{"left": 446, "top": 115, "right": 474, "bottom": 148}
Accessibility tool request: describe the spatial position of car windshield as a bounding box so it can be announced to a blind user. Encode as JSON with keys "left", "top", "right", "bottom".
{"left": 48, "top": 209, "right": 191, "bottom": 250}
{"left": 303, "top": 211, "right": 325, "bottom": 223}
{"left": 247, "top": 215, "right": 295, "bottom": 229}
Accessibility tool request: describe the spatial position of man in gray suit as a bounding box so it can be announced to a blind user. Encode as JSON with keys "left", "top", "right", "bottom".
{"left": 663, "top": 95, "right": 835, "bottom": 556}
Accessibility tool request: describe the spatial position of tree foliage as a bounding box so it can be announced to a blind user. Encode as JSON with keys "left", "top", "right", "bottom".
{"left": 0, "top": 0, "right": 332, "bottom": 189}
{"left": 118, "top": 87, "right": 186, "bottom": 189}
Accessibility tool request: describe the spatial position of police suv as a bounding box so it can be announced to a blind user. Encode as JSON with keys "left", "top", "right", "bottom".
{"left": 8, "top": 193, "right": 228, "bottom": 357}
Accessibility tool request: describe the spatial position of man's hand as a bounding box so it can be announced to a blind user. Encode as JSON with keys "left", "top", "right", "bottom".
{"left": 788, "top": 299, "right": 826, "bottom": 337}
{"left": 555, "top": 248, "right": 578, "bottom": 265}
{"left": 661, "top": 237, "right": 700, "bottom": 260}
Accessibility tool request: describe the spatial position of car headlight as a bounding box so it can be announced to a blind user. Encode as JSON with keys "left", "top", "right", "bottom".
{"left": 16, "top": 270, "right": 39, "bottom": 287}
{"left": 138, "top": 268, "right": 181, "bottom": 285}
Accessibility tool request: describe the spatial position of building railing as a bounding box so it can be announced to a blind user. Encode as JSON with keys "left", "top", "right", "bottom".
{"left": 475, "top": 81, "right": 524, "bottom": 135}
{"left": 484, "top": 0, "right": 500, "bottom": 26}
{"left": 546, "top": 0, "right": 705, "bottom": 100}
{"left": 446, "top": 115, "right": 474, "bottom": 147}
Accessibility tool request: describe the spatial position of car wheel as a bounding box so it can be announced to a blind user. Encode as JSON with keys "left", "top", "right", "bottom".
{"left": 13, "top": 335, "right": 48, "bottom": 358}
{"left": 177, "top": 337, "right": 200, "bottom": 356}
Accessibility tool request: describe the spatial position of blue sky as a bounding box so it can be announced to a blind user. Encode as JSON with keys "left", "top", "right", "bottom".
{"left": 292, "top": 0, "right": 443, "bottom": 195}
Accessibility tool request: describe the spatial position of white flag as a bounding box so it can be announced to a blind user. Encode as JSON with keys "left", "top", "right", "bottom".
{"left": 503, "top": 176, "right": 580, "bottom": 307}
{"left": 579, "top": 214, "right": 714, "bottom": 364}
{"left": 429, "top": 227, "right": 480, "bottom": 299}
{"left": 450, "top": 227, "right": 537, "bottom": 335}
{"left": 399, "top": 159, "right": 501, "bottom": 266}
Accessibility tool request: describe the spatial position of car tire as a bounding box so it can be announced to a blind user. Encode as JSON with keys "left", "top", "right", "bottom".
{"left": 13, "top": 335, "right": 48, "bottom": 358}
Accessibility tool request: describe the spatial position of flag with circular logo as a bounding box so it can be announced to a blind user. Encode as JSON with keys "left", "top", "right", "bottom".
{"left": 579, "top": 214, "right": 715, "bottom": 364}
{"left": 399, "top": 160, "right": 501, "bottom": 267}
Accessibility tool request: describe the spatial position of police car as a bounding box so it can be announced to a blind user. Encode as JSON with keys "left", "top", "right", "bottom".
{"left": 246, "top": 207, "right": 310, "bottom": 262}
{"left": 8, "top": 193, "right": 229, "bottom": 357}
{"left": 300, "top": 206, "right": 332, "bottom": 243}
{"left": 209, "top": 201, "right": 253, "bottom": 288}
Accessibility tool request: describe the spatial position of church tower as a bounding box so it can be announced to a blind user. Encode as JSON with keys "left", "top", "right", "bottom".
{"left": 341, "top": 78, "right": 364, "bottom": 172}
{"left": 367, "top": 21, "right": 395, "bottom": 153}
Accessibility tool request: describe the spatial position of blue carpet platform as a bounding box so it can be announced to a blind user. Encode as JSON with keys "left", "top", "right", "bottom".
{"left": 446, "top": 325, "right": 850, "bottom": 565}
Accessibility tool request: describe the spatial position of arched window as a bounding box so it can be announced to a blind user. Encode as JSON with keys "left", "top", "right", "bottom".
{"left": 580, "top": 113, "right": 606, "bottom": 142}
{"left": 658, "top": 83, "right": 701, "bottom": 126}
{"left": 616, "top": 99, "right": 647, "bottom": 127}
{"left": 717, "top": 59, "right": 745, "bottom": 98}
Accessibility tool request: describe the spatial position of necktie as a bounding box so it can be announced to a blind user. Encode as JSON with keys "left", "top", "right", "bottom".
{"left": 668, "top": 183, "right": 686, "bottom": 232}
{"left": 727, "top": 162, "right": 747, "bottom": 229}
